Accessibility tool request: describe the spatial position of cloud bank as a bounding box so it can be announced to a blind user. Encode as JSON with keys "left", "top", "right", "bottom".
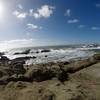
{"left": 27, "top": 23, "right": 42, "bottom": 30}
{"left": 0, "top": 39, "right": 36, "bottom": 51}
{"left": 32, "top": 5, "right": 55, "bottom": 19}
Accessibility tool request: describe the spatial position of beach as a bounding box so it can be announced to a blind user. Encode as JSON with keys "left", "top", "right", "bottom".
{"left": 0, "top": 0, "right": 100, "bottom": 99}
{"left": 0, "top": 45, "right": 100, "bottom": 100}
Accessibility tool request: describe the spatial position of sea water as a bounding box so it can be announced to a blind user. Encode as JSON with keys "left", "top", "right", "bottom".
{"left": 4, "top": 45, "right": 100, "bottom": 65}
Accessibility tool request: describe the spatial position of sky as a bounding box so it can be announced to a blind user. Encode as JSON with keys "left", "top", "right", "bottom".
{"left": 0, "top": 0, "right": 100, "bottom": 49}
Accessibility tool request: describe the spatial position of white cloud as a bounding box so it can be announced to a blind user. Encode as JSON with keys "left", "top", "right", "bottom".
{"left": 78, "top": 25, "right": 85, "bottom": 28}
{"left": 0, "top": 39, "right": 36, "bottom": 51}
{"left": 33, "top": 13, "right": 41, "bottom": 19}
{"left": 18, "top": 4, "right": 23, "bottom": 9}
{"left": 29, "top": 9, "right": 34, "bottom": 16}
{"left": 68, "top": 19, "right": 79, "bottom": 23}
{"left": 27, "top": 23, "right": 42, "bottom": 30}
{"left": 13, "top": 10, "right": 27, "bottom": 19}
{"left": 96, "top": 4, "right": 100, "bottom": 8}
{"left": 33, "top": 5, "right": 55, "bottom": 19}
{"left": 13, "top": 10, "right": 20, "bottom": 16}
{"left": 91, "top": 27, "right": 100, "bottom": 30}
{"left": 64, "top": 9, "right": 71, "bottom": 17}
{"left": 17, "top": 12, "right": 27, "bottom": 18}
{"left": 13, "top": 4, "right": 27, "bottom": 19}
{"left": 13, "top": 5, "right": 55, "bottom": 19}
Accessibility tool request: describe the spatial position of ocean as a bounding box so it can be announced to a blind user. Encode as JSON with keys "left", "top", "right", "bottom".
{"left": 4, "top": 44, "right": 100, "bottom": 65}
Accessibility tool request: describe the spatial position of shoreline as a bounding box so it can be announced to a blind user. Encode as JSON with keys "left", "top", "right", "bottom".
{"left": 0, "top": 52, "right": 100, "bottom": 100}
{"left": 0, "top": 53, "right": 100, "bottom": 83}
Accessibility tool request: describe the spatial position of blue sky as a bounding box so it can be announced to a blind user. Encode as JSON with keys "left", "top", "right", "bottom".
{"left": 0, "top": 0, "right": 100, "bottom": 49}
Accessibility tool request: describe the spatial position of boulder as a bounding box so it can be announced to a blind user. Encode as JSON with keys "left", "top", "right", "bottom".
{"left": 93, "top": 53, "right": 100, "bottom": 61}
{"left": 64, "top": 57, "right": 97, "bottom": 73}
{"left": 9, "top": 62, "right": 26, "bottom": 75}
{"left": 41, "top": 49, "right": 51, "bottom": 53}
{"left": 24, "top": 65, "right": 61, "bottom": 82}
{"left": 0, "top": 56, "right": 10, "bottom": 62}
{"left": 11, "top": 56, "right": 36, "bottom": 63}
{"left": 14, "top": 49, "right": 30, "bottom": 55}
{"left": 0, "top": 56, "right": 10, "bottom": 65}
{"left": 0, "top": 52, "right": 5, "bottom": 56}
{"left": 36, "top": 51, "right": 39, "bottom": 53}
{"left": 24, "top": 63, "right": 69, "bottom": 82}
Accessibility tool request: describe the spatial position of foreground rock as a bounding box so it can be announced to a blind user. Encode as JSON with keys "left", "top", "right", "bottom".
{"left": 64, "top": 56, "right": 97, "bottom": 73}
{"left": 0, "top": 53, "right": 100, "bottom": 84}
{"left": 24, "top": 54, "right": 100, "bottom": 82}
{"left": 70, "top": 63, "right": 100, "bottom": 99}
{"left": 0, "top": 78, "right": 96, "bottom": 100}
{"left": 10, "top": 61, "right": 26, "bottom": 75}
{"left": 24, "top": 64, "right": 65, "bottom": 82}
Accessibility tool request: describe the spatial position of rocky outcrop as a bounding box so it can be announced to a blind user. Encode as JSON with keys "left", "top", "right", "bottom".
{"left": 0, "top": 56, "right": 10, "bottom": 62}
{"left": 93, "top": 53, "right": 100, "bottom": 61}
{"left": 24, "top": 65, "right": 58, "bottom": 82}
{"left": 0, "top": 54, "right": 99, "bottom": 100}
{"left": 64, "top": 57, "right": 97, "bottom": 73}
{"left": 41, "top": 49, "right": 51, "bottom": 53}
{"left": 14, "top": 49, "right": 30, "bottom": 55}
{"left": 11, "top": 56, "right": 36, "bottom": 63}
{"left": 0, "top": 56, "right": 10, "bottom": 66}
{"left": 0, "top": 53, "right": 99, "bottom": 84}
{"left": 0, "top": 52, "right": 5, "bottom": 56}
{"left": 9, "top": 62, "right": 26, "bottom": 75}
{"left": 24, "top": 54, "right": 100, "bottom": 82}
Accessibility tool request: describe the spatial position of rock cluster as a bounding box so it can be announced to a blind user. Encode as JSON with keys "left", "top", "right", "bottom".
{"left": 0, "top": 53, "right": 99, "bottom": 84}
{"left": 0, "top": 53, "right": 99, "bottom": 100}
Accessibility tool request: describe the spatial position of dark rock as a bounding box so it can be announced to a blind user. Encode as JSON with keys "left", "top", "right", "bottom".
{"left": 36, "top": 51, "right": 39, "bottom": 53}
{"left": 24, "top": 65, "right": 60, "bottom": 82}
{"left": 11, "top": 56, "right": 36, "bottom": 63}
{"left": 14, "top": 49, "right": 30, "bottom": 55}
{"left": 0, "top": 56, "right": 10, "bottom": 62}
{"left": 0, "top": 56, "right": 10, "bottom": 65}
{"left": 93, "top": 53, "right": 100, "bottom": 61}
{"left": 0, "top": 70, "right": 7, "bottom": 78}
{"left": 45, "top": 55, "right": 48, "bottom": 57}
{"left": 0, "top": 76, "right": 10, "bottom": 85}
{"left": 24, "top": 64, "right": 69, "bottom": 82}
{"left": 41, "top": 49, "right": 51, "bottom": 53}
{"left": 0, "top": 52, "right": 5, "bottom": 56}
{"left": 0, "top": 54, "right": 99, "bottom": 84}
{"left": 0, "top": 67, "right": 14, "bottom": 78}
{"left": 9, "top": 62, "right": 26, "bottom": 75}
